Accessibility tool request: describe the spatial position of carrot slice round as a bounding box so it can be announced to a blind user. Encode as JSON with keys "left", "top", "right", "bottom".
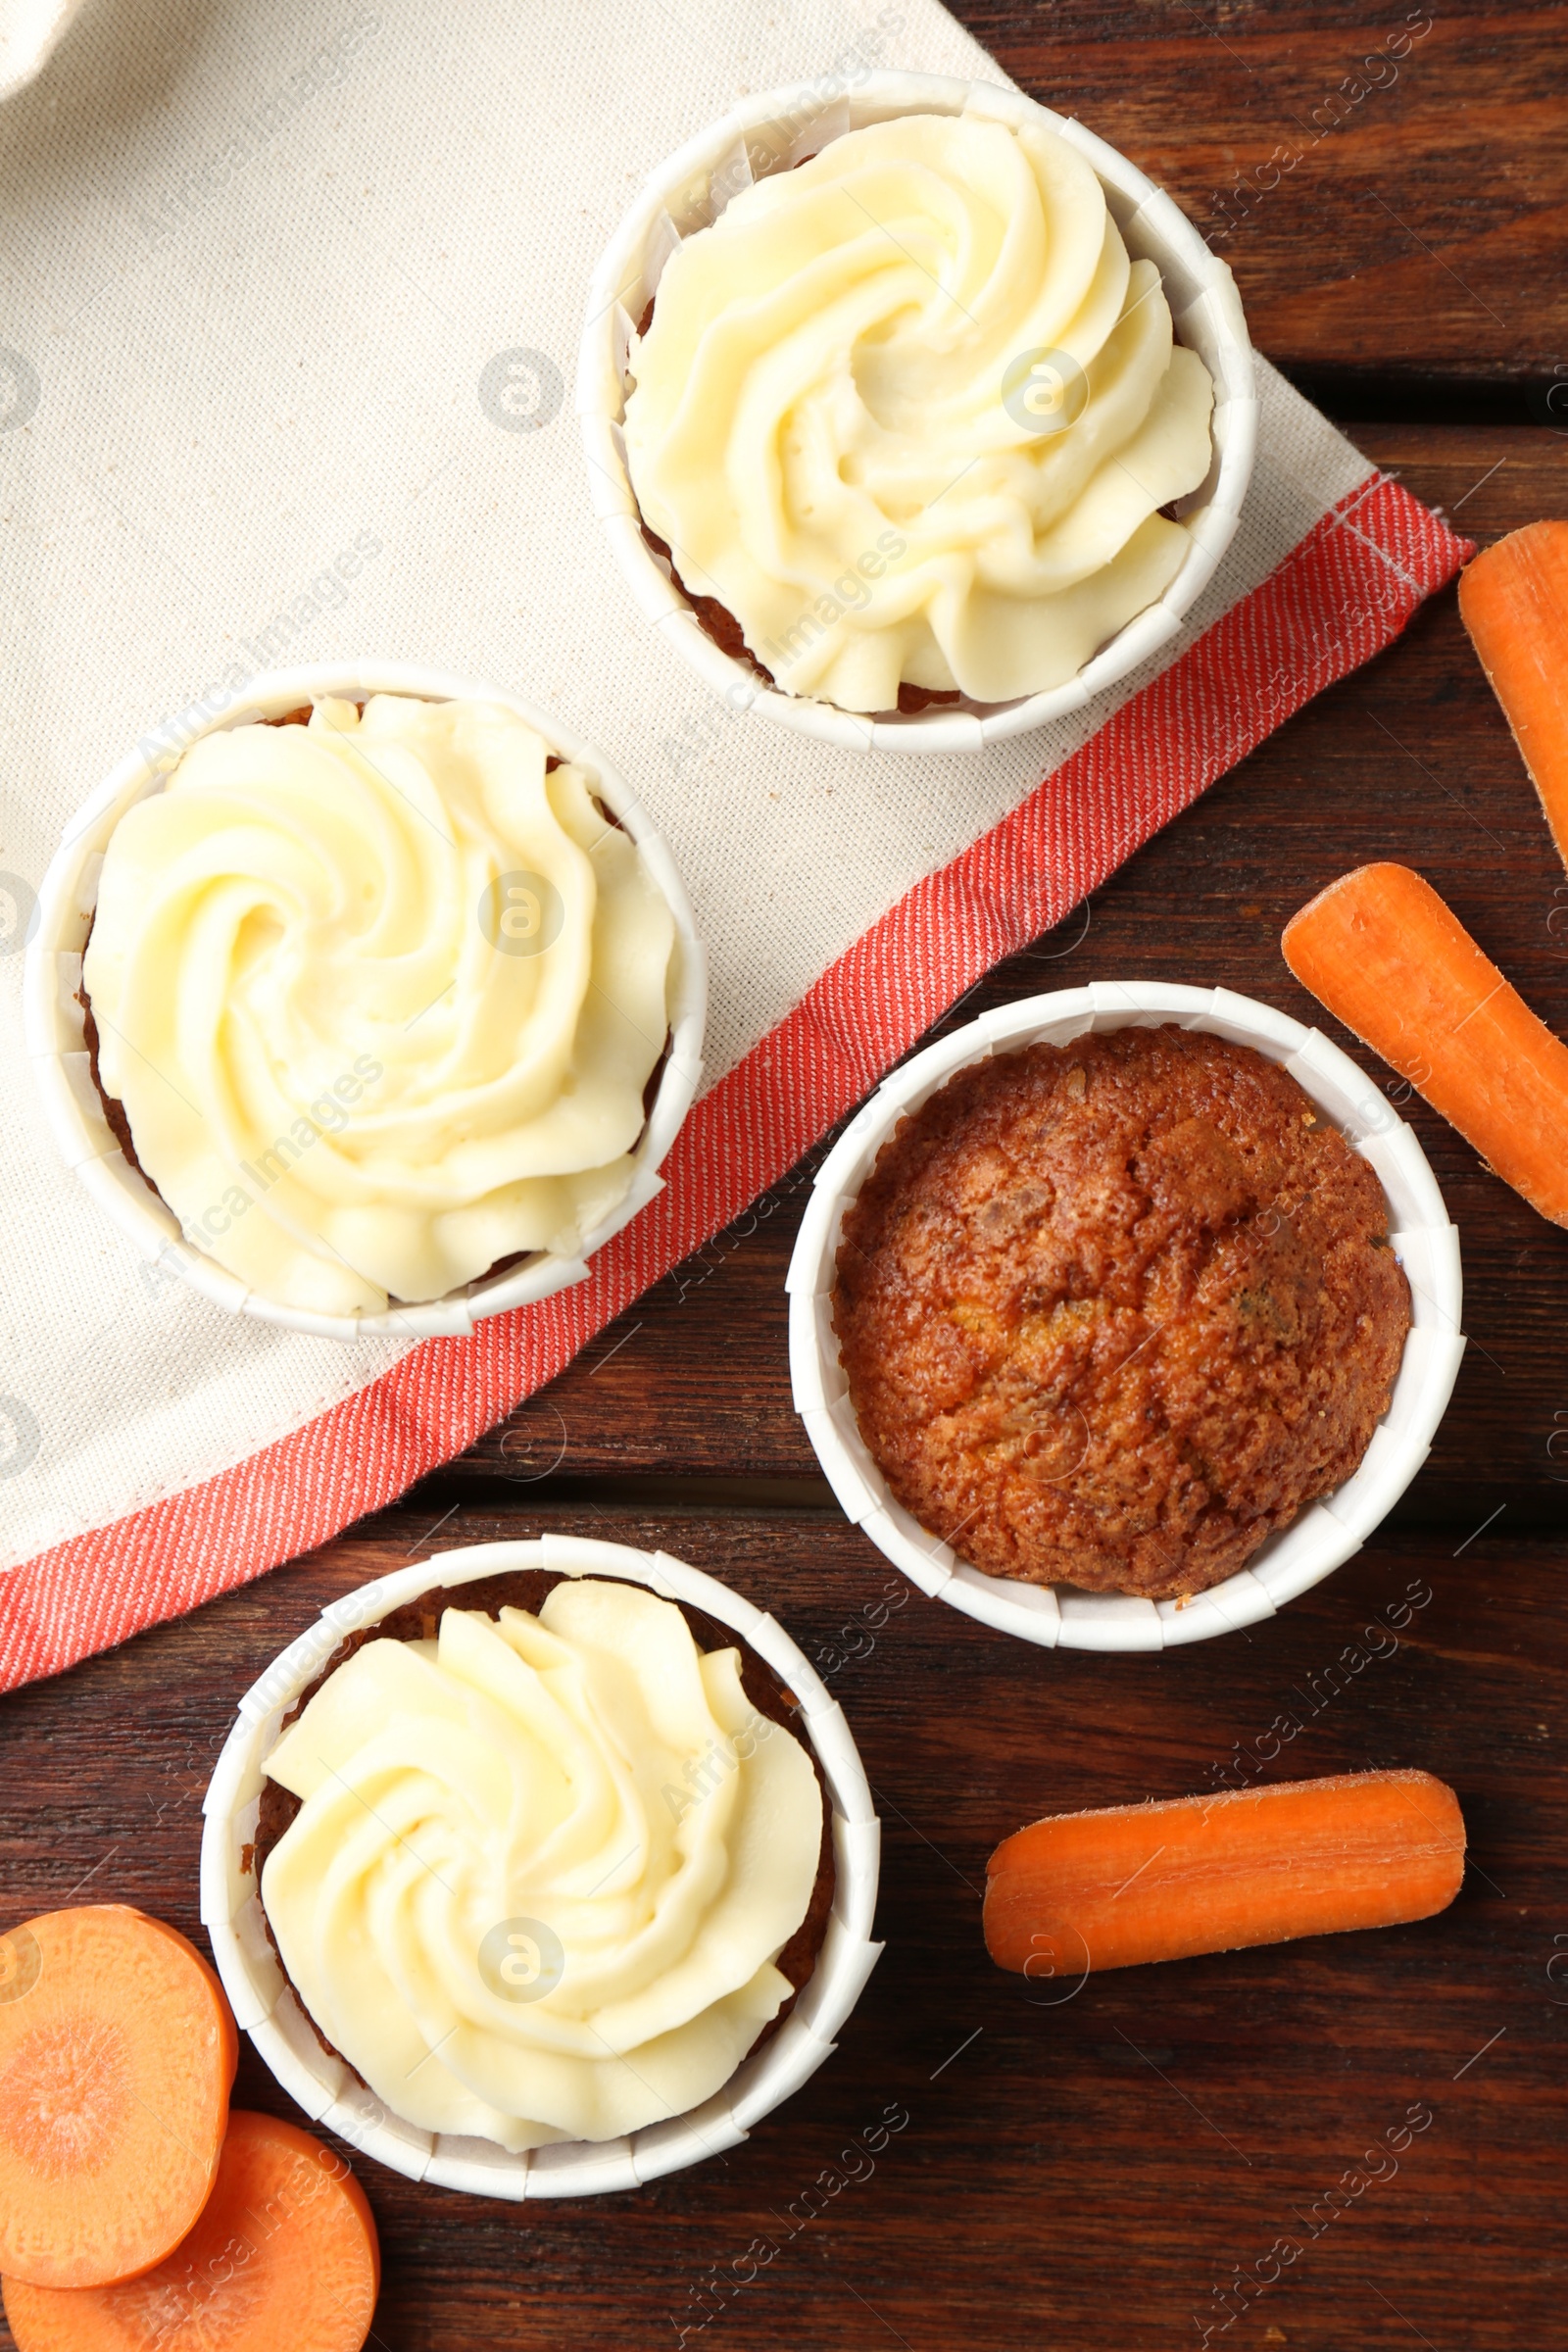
{"left": 0, "top": 1907, "right": 236, "bottom": 2288}
{"left": 3, "top": 2113, "right": 380, "bottom": 2352}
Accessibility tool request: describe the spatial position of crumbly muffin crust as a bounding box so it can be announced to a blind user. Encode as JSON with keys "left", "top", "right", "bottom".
{"left": 833, "top": 1025, "right": 1411, "bottom": 1599}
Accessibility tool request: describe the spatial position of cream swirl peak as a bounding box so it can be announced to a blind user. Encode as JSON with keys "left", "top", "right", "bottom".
{"left": 261, "top": 1582, "right": 824, "bottom": 2150}
{"left": 622, "top": 106, "right": 1215, "bottom": 712}
{"left": 82, "top": 695, "right": 675, "bottom": 1316}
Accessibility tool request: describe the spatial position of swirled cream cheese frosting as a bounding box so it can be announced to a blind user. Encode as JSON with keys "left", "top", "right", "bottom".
{"left": 81, "top": 696, "right": 675, "bottom": 1316}
{"left": 260, "top": 1581, "right": 824, "bottom": 2150}
{"left": 622, "top": 106, "right": 1215, "bottom": 711}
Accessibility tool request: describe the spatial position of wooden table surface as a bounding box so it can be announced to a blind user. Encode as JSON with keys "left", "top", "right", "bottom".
{"left": 5, "top": 5, "right": 1568, "bottom": 2347}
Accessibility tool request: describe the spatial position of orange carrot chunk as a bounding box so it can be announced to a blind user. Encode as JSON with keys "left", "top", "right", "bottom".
{"left": 1282, "top": 860, "right": 1568, "bottom": 1229}
{"left": 0, "top": 1907, "right": 237, "bottom": 2289}
{"left": 985, "top": 1769, "right": 1464, "bottom": 1978}
{"left": 1459, "top": 521, "right": 1568, "bottom": 874}
{"left": 2, "top": 2111, "right": 380, "bottom": 2352}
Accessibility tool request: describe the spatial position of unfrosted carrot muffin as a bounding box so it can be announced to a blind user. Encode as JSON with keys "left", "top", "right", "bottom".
{"left": 833, "top": 1025, "right": 1410, "bottom": 1599}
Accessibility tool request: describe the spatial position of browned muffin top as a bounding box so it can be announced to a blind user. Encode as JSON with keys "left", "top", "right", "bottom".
{"left": 833, "top": 1024, "right": 1411, "bottom": 1600}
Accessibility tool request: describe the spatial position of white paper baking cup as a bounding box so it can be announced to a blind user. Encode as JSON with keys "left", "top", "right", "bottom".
{"left": 579, "top": 72, "right": 1256, "bottom": 756}
{"left": 787, "top": 982, "right": 1465, "bottom": 1650}
{"left": 200, "top": 1535, "right": 882, "bottom": 2197}
{"left": 24, "top": 662, "right": 708, "bottom": 1342}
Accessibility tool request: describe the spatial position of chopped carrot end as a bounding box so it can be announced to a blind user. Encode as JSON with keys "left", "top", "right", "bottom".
{"left": 1459, "top": 521, "right": 1568, "bottom": 875}
{"left": 1282, "top": 860, "right": 1568, "bottom": 1230}
{"left": 984, "top": 1769, "right": 1465, "bottom": 1977}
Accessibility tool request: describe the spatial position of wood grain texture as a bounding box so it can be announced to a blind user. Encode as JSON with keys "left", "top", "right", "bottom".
{"left": 454, "top": 426, "right": 1568, "bottom": 1525}
{"left": 0, "top": 1505, "right": 1560, "bottom": 2349}
{"left": 946, "top": 0, "right": 1568, "bottom": 398}
{"left": 5, "top": 6, "right": 1568, "bottom": 2348}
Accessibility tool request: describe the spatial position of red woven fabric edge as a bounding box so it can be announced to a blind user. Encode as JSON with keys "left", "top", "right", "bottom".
{"left": 0, "top": 472, "right": 1472, "bottom": 1691}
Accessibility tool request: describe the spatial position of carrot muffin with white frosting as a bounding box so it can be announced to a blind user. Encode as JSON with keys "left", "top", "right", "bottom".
{"left": 254, "top": 1575, "right": 829, "bottom": 2151}
{"left": 80, "top": 696, "right": 675, "bottom": 1317}
{"left": 622, "top": 105, "right": 1214, "bottom": 712}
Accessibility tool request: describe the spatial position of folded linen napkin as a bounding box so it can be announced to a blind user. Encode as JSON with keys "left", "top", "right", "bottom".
{"left": 0, "top": 0, "right": 1468, "bottom": 1687}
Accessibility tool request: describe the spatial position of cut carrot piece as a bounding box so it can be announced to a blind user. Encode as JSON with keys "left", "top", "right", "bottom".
{"left": 1283, "top": 860, "right": 1568, "bottom": 1229}
{"left": 0, "top": 1907, "right": 236, "bottom": 2289}
{"left": 1459, "top": 522, "right": 1568, "bottom": 872}
{"left": 985, "top": 1769, "right": 1464, "bottom": 1977}
{"left": 3, "top": 2111, "right": 380, "bottom": 2352}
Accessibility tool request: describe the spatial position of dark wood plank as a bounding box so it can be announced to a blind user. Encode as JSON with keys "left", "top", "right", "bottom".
{"left": 450, "top": 425, "right": 1568, "bottom": 1527}
{"left": 0, "top": 1501, "right": 1559, "bottom": 2349}
{"left": 8, "top": 12, "right": 1568, "bottom": 2349}
{"left": 946, "top": 0, "right": 1568, "bottom": 397}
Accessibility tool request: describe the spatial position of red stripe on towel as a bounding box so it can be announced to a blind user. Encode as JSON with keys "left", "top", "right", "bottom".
{"left": 0, "top": 473, "right": 1470, "bottom": 1691}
